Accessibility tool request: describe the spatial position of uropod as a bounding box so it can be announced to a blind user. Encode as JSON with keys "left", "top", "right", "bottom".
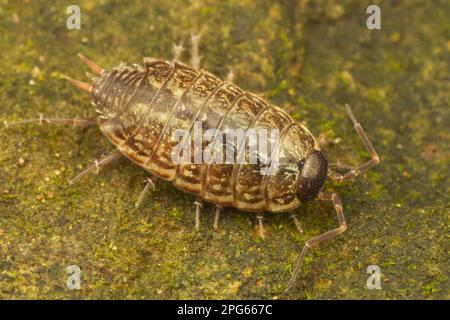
{"left": 7, "top": 35, "right": 380, "bottom": 292}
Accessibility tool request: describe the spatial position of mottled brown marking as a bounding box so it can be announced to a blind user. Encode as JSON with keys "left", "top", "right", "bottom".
{"left": 92, "top": 59, "right": 318, "bottom": 213}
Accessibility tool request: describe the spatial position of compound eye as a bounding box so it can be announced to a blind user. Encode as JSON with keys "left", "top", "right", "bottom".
{"left": 297, "top": 150, "right": 328, "bottom": 201}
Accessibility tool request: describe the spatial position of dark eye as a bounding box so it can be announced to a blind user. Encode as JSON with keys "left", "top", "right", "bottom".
{"left": 297, "top": 150, "right": 328, "bottom": 201}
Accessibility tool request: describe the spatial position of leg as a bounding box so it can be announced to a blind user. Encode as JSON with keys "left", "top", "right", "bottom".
{"left": 69, "top": 150, "right": 122, "bottom": 185}
{"left": 135, "top": 176, "right": 156, "bottom": 208}
{"left": 193, "top": 198, "right": 203, "bottom": 229}
{"left": 172, "top": 41, "right": 185, "bottom": 61}
{"left": 329, "top": 104, "right": 380, "bottom": 182}
{"left": 226, "top": 68, "right": 235, "bottom": 83}
{"left": 5, "top": 114, "right": 96, "bottom": 129}
{"left": 317, "top": 133, "right": 328, "bottom": 149}
{"left": 213, "top": 206, "right": 222, "bottom": 230}
{"left": 284, "top": 191, "right": 347, "bottom": 292}
{"left": 329, "top": 161, "right": 354, "bottom": 171}
{"left": 256, "top": 213, "right": 266, "bottom": 240}
{"left": 290, "top": 212, "right": 304, "bottom": 234}
{"left": 190, "top": 33, "right": 202, "bottom": 71}
{"left": 317, "top": 132, "right": 342, "bottom": 150}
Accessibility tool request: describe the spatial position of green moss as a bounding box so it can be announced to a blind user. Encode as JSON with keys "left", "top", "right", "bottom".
{"left": 168, "top": 207, "right": 183, "bottom": 220}
{"left": 422, "top": 282, "right": 440, "bottom": 295}
{"left": 380, "top": 259, "right": 396, "bottom": 268}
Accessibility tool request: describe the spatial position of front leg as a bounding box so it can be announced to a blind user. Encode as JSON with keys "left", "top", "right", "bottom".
{"left": 284, "top": 190, "right": 347, "bottom": 292}
{"left": 329, "top": 104, "right": 380, "bottom": 182}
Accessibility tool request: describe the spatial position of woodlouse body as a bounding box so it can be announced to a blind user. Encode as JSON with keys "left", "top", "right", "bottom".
{"left": 93, "top": 59, "right": 319, "bottom": 213}
{"left": 9, "top": 39, "right": 379, "bottom": 291}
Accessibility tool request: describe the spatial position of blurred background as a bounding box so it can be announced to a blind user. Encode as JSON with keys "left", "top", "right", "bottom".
{"left": 0, "top": 0, "right": 448, "bottom": 299}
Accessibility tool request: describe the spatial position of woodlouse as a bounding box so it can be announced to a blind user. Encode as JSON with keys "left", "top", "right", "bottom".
{"left": 8, "top": 35, "right": 380, "bottom": 292}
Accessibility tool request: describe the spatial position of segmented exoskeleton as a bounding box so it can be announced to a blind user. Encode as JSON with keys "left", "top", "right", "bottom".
{"left": 8, "top": 35, "right": 380, "bottom": 292}
{"left": 95, "top": 58, "right": 319, "bottom": 214}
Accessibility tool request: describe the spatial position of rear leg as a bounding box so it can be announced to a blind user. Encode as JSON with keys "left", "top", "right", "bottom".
{"left": 5, "top": 114, "right": 97, "bottom": 130}
{"left": 213, "top": 206, "right": 222, "bottom": 230}
{"left": 69, "top": 150, "right": 122, "bottom": 185}
{"left": 256, "top": 213, "right": 266, "bottom": 240}
{"left": 193, "top": 198, "right": 203, "bottom": 229}
{"left": 135, "top": 176, "right": 156, "bottom": 208}
{"left": 284, "top": 190, "right": 347, "bottom": 292}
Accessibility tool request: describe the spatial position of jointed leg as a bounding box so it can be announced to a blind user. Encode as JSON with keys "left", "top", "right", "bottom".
{"left": 190, "top": 33, "right": 202, "bottom": 71}
{"left": 256, "top": 213, "right": 266, "bottom": 240}
{"left": 284, "top": 191, "right": 347, "bottom": 292}
{"left": 135, "top": 176, "right": 156, "bottom": 208}
{"left": 6, "top": 55, "right": 104, "bottom": 130}
{"left": 329, "top": 161, "right": 354, "bottom": 171}
{"left": 172, "top": 41, "right": 185, "bottom": 62}
{"left": 213, "top": 206, "right": 222, "bottom": 230}
{"left": 226, "top": 68, "right": 235, "bottom": 83}
{"left": 69, "top": 150, "right": 122, "bottom": 185}
{"left": 290, "top": 212, "right": 304, "bottom": 234}
{"left": 194, "top": 198, "right": 203, "bottom": 229}
{"left": 329, "top": 104, "right": 380, "bottom": 182}
{"left": 317, "top": 133, "right": 342, "bottom": 150}
{"left": 5, "top": 114, "right": 96, "bottom": 129}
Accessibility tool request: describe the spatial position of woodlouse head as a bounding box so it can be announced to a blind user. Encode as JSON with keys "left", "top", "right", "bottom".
{"left": 297, "top": 150, "right": 328, "bottom": 201}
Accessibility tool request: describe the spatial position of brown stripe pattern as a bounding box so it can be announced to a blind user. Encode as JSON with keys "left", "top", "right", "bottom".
{"left": 92, "top": 59, "right": 317, "bottom": 213}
